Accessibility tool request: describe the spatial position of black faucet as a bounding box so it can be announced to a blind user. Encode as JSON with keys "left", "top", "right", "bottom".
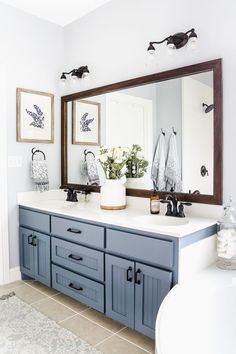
{"left": 64, "top": 187, "right": 78, "bottom": 202}
{"left": 161, "top": 194, "right": 192, "bottom": 217}
{"left": 166, "top": 194, "right": 179, "bottom": 216}
{"left": 64, "top": 186, "right": 92, "bottom": 202}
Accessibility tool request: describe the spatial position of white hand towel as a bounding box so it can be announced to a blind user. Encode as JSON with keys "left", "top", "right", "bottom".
{"left": 151, "top": 133, "right": 166, "bottom": 191}
{"left": 31, "top": 160, "right": 49, "bottom": 192}
{"left": 165, "top": 132, "right": 182, "bottom": 192}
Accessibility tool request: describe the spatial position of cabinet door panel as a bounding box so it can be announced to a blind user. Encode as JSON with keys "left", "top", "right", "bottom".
{"left": 135, "top": 263, "right": 172, "bottom": 338}
{"left": 106, "top": 254, "right": 135, "bottom": 327}
{"left": 34, "top": 232, "right": 51, "bottom": 287}
{"left": 19, "top": 227, "right": 34, "bottom": 278}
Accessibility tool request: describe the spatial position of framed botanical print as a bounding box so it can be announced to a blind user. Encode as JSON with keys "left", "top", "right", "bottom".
{"left": 72, "top": 99, "right": 100, "bottom": 145}
{"left": 16, "top": 88, "right": 54, "bottom": 143}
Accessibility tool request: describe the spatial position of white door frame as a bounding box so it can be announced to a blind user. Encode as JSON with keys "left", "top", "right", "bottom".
{"left": 0, "top": 65, "right": 10, "bottom": 285}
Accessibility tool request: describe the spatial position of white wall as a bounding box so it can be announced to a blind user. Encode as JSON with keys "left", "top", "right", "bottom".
{"left": 64, "top": 0, "right": 236, "bottom": 205}
{"left": 0, "top": 3, "right": 64, "bottom": 268}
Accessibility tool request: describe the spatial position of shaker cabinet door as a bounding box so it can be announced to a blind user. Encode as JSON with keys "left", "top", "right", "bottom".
{"left": 135, "top": 263, "right": 172, "bottom": 338}
{"left": 34, "top": 232, "right": 51, "bottom": 287}
{"left": 105, "top": 254, "right": 135, "bottom": 328}
{"left": 19, "top": 227, "right": 34, "bottom": 278}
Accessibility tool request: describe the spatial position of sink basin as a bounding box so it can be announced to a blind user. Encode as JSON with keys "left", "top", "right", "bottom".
{"left": 133, "top": 215, "right": 189, "bottom": 227}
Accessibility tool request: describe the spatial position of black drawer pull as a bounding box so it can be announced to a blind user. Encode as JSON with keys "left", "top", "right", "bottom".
{"left": 28, "top": 234, "right": 33, "bottom": 245}
{"left": 32, "top": 235, "right": 38, "bottom": 247}
{"left": 126, "top": 266, "right": 133, "bottom": 282}
{"left": 67, "top": 228, "right": 82, "bottom": 234}
{"left": 68, "top": 254, "right": 83, "bottom": 261}
{"left": 68, "top": 283, "right": 83, "bottom": 291}
{"left": 135, "top": 269, "right": 142, "bottom": 285}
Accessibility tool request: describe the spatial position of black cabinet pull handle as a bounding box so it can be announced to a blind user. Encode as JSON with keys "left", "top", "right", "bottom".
{"left": 68, "top": 254, "right": 83, "bottom": 261}
{"left": 67, "top": 228, "right": 82, "bottom": 234}
{"left": 135, "top": 269, "right": 142, "bottom": 285}
{"left": 68, "top": 283, "right": 83, "bottom": 291}
{"left": 126, "top": 266, "right": 133, "bottom": 282}
{"left": 28, "top": 234, "right": 33, "bottom": 245}
{"left": 32, "top": 235, "right": 37, "bottom": 247}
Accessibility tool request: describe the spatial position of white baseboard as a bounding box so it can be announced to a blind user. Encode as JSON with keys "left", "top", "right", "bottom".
{"left": 9, "top": 267, "right": 21, "bottom": 283}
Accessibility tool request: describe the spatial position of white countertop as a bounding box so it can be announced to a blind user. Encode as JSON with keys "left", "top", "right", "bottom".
{"left": 18, "top": 190, "right": 218, "bottom": 238}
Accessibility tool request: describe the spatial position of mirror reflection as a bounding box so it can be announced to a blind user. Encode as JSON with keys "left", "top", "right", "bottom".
{"left": 67, "top": 70, "right": 214, "bottom": 195}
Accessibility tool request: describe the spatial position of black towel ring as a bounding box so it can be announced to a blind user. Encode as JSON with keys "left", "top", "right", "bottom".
{"left": 31, "top": 147, "right": 46, "bottom": 161}
{"left": 84, "top": 149, "right": 95, "bottom": 161}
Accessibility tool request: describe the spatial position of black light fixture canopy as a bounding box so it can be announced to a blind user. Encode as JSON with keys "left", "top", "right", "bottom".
{"left": 202, "top": 103, "right": 214, "bottom": 113}
{"left": 60, "top": 65, "right": 90, "bottom": 82}
{"left": 147, "top": 28, "right": 198, "bottom": 54}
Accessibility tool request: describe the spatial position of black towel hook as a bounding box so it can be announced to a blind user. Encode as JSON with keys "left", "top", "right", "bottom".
{"left": 161, "top": 128, "right": 165, "bottom": 136}
{"left": 172, "top": 127, "right": 177, "bottom": 135}
{"left": 31, "top": 147, "right": 46, "bottom": 161}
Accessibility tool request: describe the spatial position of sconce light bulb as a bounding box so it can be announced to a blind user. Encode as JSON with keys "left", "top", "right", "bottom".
{"left": 188, "top": 30, "right": 198, "bottom": 49}
{"left": 82, "top": 71, "right": 89, "bottom": 79}
{"left": 147, "top": 43, "right": 156, "bottom": 55}
{"left": 167, "top": 42, "right": 176, "bottom": 50}
{"left": 188, "top": 36, "right": 198, "bottom": 49}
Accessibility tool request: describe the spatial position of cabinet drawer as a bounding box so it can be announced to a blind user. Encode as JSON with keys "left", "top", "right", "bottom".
{"left": 106, "top": 229, "right": 174, "bottom": 268}
{"left": 52, "top": 264, "right": 104, "bottom": 312}
{"left": 52, "top": 237, "right": 104, "bottom": 281}
{"left": 19, "top": 208, "right": 50, "bottom": 233}
{"left": 51, "top": 216, "right": 104, "bottom": 248}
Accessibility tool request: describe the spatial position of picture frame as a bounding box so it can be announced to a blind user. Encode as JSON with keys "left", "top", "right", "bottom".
{"left": 16, "top": 88, "right": 54, "bottom": 143}
{"left": 72, "top": 99, "right": 100, "bottom": 145}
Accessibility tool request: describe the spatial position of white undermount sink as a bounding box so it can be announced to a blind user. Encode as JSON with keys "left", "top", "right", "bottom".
{"left": 133, "top": 215, "right": 189, "bottom": 227}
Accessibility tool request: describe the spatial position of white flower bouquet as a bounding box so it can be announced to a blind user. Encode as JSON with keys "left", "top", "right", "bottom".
{"left": 97, "top": 146, "right": 130, "bottom": 180}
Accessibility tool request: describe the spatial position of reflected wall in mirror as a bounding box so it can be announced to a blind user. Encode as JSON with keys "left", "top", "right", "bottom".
{"left": 62, "top": 59, "right": 222, "bottom": 204}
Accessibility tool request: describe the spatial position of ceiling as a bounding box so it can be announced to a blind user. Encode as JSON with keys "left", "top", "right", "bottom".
{"left": 0, "top": 0, "right": 112, "bottom": 26}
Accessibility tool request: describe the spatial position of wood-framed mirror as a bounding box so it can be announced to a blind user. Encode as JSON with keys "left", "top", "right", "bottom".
{"left": 61, "top": 59, "right": 222, "bottom": 205}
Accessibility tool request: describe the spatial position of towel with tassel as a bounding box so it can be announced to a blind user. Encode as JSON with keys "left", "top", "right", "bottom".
{"left": 31, "top": 160, "right": 49, "bottom": 192}
{"left": 165, "top": 132, "right": 182, "bottom": 192}
{"left": 151, "top": 133, "right": 166, "bottom": 191}
{"left": 87, "top": 158, "right": 100, "bottom": 185}
{"left": 81, "top": 151, "right": 100, "bottom": 186}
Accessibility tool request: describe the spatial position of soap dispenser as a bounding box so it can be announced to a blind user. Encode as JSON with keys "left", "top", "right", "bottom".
{"left": 150, "top": 190, "right": 160, "bottom": 214}
{"left": 217, "top": 198, "right": 236, "bottom": 270}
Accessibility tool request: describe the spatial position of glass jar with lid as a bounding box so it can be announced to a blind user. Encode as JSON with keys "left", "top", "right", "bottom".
{"left": 216, "top": 198, "right": 236, "bottom": 270}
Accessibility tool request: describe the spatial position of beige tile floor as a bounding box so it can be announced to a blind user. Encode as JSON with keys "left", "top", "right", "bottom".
{"left": 0, "top": 280, "right": 156, "bottom": 354}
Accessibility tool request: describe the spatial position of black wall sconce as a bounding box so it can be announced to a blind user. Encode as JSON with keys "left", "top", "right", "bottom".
{"left": 147, "top": 28, "right": 198, "bottom": 55}
{"left": 202, "top": 103, "right": 214, "bottom": 113}
{"left": 60, "top": 65, "right": 90, "bottom": 83}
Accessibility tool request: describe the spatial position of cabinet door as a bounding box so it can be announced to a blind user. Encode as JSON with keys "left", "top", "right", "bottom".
{"left": 135, "top": 263, "right": 172, "bottom": 338}
{"left": 19, "top": 227, "right": 34, "bottom": 278}
{"left": 106, "top": 254, "right": 135, "bottom": 327}
{"left": 34, "top": 232, "right": 51, "bottom": 287}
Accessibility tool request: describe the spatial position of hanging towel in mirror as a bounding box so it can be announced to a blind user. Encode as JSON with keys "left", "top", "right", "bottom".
{"left": 87, "top": 158, "right": 100, "bottom": 185}
{"left": 151, "top": 133, "right": 166, "bottom": 191}
{"left": 165, "top": 132, "right": 182, "bottom": 192}
{"left": 31, "top": 160, "right": 49, "bottom": 192}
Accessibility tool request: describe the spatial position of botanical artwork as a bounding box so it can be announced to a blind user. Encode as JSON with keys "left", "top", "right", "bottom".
{"left": 73, "top": 100, "right": 100, "bottom": 145}
{"left": 16, "top": 88, "right": 54, "bottom": 143}
{"left": 26, "top": 105, "right": 45, "bottom": 129}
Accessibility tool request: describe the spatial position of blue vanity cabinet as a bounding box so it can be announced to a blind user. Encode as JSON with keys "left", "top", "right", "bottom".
{"left": 19, "top": 207, "right": 180, "bottom": 339}
{"left": 135, "top": 263, "right": 172, "bottom": 338}
{"left": 19, "top": 227, "right": 51, "bottom": 287}
{"left": 33, "top": 231, "right": 51, "bottom": 287}
{"left": 20, "top": 227, "right": 34, "bottom": 279}
{"left": 106, "top": 254, "right": 135, "bottom": 327}
{"left": 105, "top": 254, "right": 172, "bottom": 338}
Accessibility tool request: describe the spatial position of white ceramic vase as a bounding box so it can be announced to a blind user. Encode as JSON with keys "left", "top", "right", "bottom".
{"left": 100, "top": 179, "right": 126, "bottom": 210}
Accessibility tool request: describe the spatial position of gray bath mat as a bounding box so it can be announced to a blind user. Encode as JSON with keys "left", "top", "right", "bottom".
{"left": 0, "top": 293, "right": 103, "bottom": 354}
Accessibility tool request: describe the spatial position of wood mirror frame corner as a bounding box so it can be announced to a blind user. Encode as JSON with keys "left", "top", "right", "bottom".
{"left": 61, "top": 58, "right": 223, "bottom": 205}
